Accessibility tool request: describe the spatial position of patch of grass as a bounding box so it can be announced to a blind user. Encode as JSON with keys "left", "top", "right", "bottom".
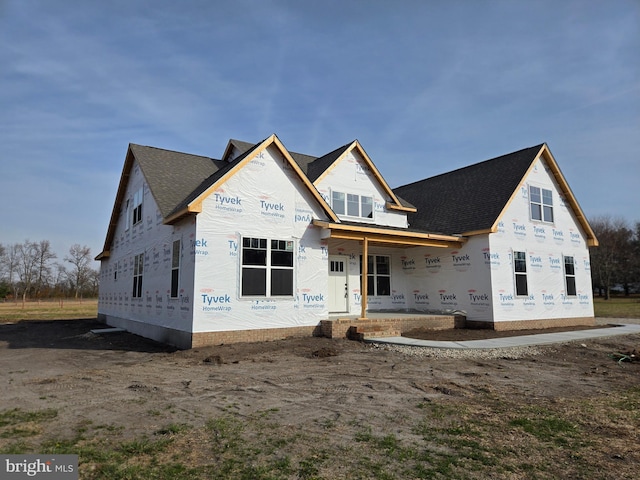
{"left": 594, "top": 295, "right": 640, "bottom": 318}
{"left": 0, "top": 408, "right": 58, "bottom": 427}
{"left": 0, "top": 299, "right": 98, "bottom": 322}
{"left": 154, "top": 423, "right": 191, "bottom": 436}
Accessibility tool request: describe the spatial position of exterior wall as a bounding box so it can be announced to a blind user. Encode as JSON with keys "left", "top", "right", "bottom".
{"left": 97, "top": 159, "right": 196, "bottom": 345}
{"left": 488, "top": 155, "right": 595, "bottom": 325}
{"left": 326, "top": 236, "right": 494, "bottom": 321}
{"left": 191, "top": 144, "right": 330, "bottom": 334}
{"left": 314, "top": 149, "right": 408, "bottom": 228}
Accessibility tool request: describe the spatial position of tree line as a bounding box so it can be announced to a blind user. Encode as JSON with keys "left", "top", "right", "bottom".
{"left": 589, "top": 215, "right": 640, "bottom": 299}
{"left": 0, "top": 240, "right": 98, "bottom": 302}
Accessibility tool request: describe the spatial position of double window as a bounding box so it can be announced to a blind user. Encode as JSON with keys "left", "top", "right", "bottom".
{"left": 241, "top": 237, "right": 294, "bottom": 296}
{"left": 529, "top": 185, "right": 553, "bottom": 223}
{"left": 132, "top": 253, "right": 144, "bottom": 298}
{"left": 360, "top": 255, "right": 391, "bottom": 296}
{"left": 171, "top": 240, "right": 180, "bottom": 298}
{"left": 332, "top": 191, "right": 373, "bottom": 219}
{"left": 513, "top": 251, "right": 528, "bottom": 296}
{"left": 564, "top": 256, "right": 576, "bottom": 296}
{"left": 132, "top": 187, "right": 143, "bottom": 225}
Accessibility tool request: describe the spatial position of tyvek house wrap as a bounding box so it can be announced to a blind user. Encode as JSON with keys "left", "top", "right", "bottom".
{"left": 488, "top": 156, "right": 594, "bottom": 322}
{"left": 192, "top": 144, "right": 330, "bottom": 333}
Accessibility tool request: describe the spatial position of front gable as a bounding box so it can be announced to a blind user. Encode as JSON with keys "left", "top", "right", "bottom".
{"left": 313, "top": 141, "right": 414, "bottom": 228}
{"left": 167, "top": 135, "right": 338, "bottom": 225}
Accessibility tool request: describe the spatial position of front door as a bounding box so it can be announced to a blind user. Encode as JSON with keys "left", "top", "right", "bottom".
{"left": 328, "top": 256, "right": 349, "bottom": 313}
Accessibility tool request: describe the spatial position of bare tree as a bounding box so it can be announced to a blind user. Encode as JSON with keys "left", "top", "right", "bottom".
{"left": 34, "top": 240, "right": 57, "bottom": 299}
{"left": 65, "top": 244, "right": 93, "bottom": 299}
{"left": 16, "top": 240, "right": 40, "bottom": 306}
{"left": 589, "top": 215, "right": 632, "bottom": 299}
{"left": 2, "top": 244, "right": 21, "bottom": 301}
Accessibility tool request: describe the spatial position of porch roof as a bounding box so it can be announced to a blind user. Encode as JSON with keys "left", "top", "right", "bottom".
{"left": 312, "top": 219, "right": 465, "bottom": 248}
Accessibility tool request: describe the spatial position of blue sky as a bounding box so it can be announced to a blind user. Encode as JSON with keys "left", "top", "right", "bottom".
{"left": 1, "top": 0, "right": 638, "bottom": 261}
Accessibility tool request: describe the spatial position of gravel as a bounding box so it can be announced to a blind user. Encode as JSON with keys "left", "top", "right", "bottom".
{"left": 369, "top": 342, "right": 551, "bottom": 359}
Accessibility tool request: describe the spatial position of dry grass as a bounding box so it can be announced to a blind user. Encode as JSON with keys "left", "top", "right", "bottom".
{"left": 0, "top": 299, "right": 98, "bottom": 322}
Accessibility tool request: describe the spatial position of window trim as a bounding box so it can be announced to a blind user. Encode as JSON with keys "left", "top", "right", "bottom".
{"left": 513, "top": 251, "right": 528, "bottom": 297}
{"left": 563, "top": 255, "right": 577, "bottom": 297}
{"left": 240, "top": 237, "right": 295, "bottom": 298}
{"left": 132, "top": 187, "right": 143, "bottom": 226}
{"left": 360, "top": 254, "right": 391, "bottom": 297}
{"left": 529, "top": 185, "right": 554, "bottom": 223}
{"left": 170, "top": 240, "right": 180, "bottom": 298}
{"left": 132, "top": 253, "right": 144, "bottom": 298}
{"left": 332, "top": 190, "right": 374, "bottom": 220}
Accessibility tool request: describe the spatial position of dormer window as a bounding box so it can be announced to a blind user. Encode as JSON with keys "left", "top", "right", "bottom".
{"left": 332, "top": 191, "right": 373, "bottom": 219}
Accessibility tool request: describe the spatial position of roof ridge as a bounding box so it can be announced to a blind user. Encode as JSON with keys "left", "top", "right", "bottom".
{"left": 396, "top": 143, "right": 544, "bottom": 189}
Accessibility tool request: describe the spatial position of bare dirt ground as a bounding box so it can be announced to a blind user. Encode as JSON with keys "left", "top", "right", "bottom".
{"left": 1, "top": 318, "right": 639, "bottom": 478}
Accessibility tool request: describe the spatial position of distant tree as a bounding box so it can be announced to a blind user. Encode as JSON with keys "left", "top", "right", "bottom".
{"left": 65, "top": 244, "right": 93, "bottom": 299}
{"left": 33, "top": 240, "right": 57, "bottom": 299}
{"left": 2, "top": 244, "right": 21, "bottom": 301}
{"left": 16, "top": 240, "right": 40, "bottom": 306}
{"left": 589, "top": 216, "right": 632, "bottom": 299}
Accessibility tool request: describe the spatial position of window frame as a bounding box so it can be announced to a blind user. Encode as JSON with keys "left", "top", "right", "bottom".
{"left": 132, "top": 187, "right": 143, "bottom": 226}
{"left": 240, "top": 237, "right": 295, "bottom": 297}
{"left": 529, "top": 185, "right": 554, "bottom": 223}
{"left": 563, "top": 255, "right": 577, "bottom": 296}
{"left": 360, "top": 254, "right": 391, "bottom": 297}
{"left": 170, "top": 240, "right": 180, "bottom": 298}
{"left": 332, "top": 190, "right": 374, "bottom": 220}
{"left": 513, "top": 251, "right": 528, "bottom": 297}
{"left": 132, "top": 253, "right": 144, "bottom": 298}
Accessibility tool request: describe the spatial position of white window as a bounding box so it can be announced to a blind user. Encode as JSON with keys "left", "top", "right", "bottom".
{"left": 171, "top": 240, "right": 180, "bottom": 298}
{"left": 513, "top": 251, "right": 528, "bottom": 296}
{"left": 529, "top": 185, "right": 553, "bottom": 222}
{"left": 132, "top": 253, "right": 144, "bottom": 298}
{"left": 132, "top": 187, "right": 143, "bottom": 225}
{"left": 114, "top": 261, "right": 119, "bottom": 281}
{"left": 124, "top": 199, "right": 130, "bottom": 231}
{"left": 333, "top": 191, "right": 373, "bottom": 219}
{"left": 332, "top": 191, "right": 345, "bottom": 215}
{"left": 564, "top": 256, "right": 576, "bottom": 296}
{"left": 360, "top": 255, "right": 391, "bottom": 296}
{"left": 241, "top": 237, "right": 294, "bottom": 296}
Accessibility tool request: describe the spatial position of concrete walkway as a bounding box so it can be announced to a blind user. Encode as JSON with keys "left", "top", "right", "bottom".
{"left": 365, "top": 323, "right": 640, "bottom": 349}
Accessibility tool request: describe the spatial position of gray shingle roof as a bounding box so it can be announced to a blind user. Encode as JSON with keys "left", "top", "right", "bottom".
{"left": 304, "top": 143, "right": 351, "bottom": 182}
{"left": 393, "top": 144, "right": 544, "bottom": 235}
{"left": 130, "top": 144, "right": 225, "bottom": 218}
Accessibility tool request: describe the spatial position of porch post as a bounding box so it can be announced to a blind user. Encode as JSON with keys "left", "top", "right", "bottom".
{"left": 360, "top": 236, "right": 368, "bottom": 320}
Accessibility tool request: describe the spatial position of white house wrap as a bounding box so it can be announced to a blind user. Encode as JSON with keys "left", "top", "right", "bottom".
{"left": 96, "top": 135, "right": 598, "bottom": 348}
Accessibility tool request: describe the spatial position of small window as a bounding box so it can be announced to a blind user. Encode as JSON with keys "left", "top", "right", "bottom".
{"left": 241, "top": 237, "right": 294, "bottom": 297}
{"left": 360, "top": 255, "right": 391, "bottom": 296}
{"left": 530, "top": 185, "right": 553, "bottom": 222}
{"left": 564, "top": 256, "right": 576, "bottom": 296}
{"left": 513, "top": 251, "right": 528, "bottom": 296}
{"left": 332, "top": 191, "right": 345, "bottom": 215}
{"left": 132, "top": 253, "right": 144, "bottom": 298}
{"left": 170, "top": 240, "right": 180, "bottom": 298}
{"left": 132, "top": 187, "right": 143, "bottom": 225}
{"left": 114, "top": 261, "right": 118, "bottom": 281}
